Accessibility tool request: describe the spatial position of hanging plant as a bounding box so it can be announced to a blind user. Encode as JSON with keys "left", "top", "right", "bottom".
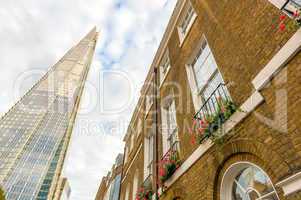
{"left": 189, "top": 98, "right": 238, "bottom": 145}
{"left": 159, "top": 150, "right": 181, "bottom": 183}
{"left": 135, "top": 186, "right": 153, "bottom": 200}
{"left": 278, "top": 10, "right": 301, "bottom": 32}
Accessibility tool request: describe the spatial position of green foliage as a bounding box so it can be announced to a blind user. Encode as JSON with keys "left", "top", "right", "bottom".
{"left": 195, "top": 99, "right": 238, "bottom": 145}
{"left": 159, "top": 150, "right": 181, "bottom": 183}
{"left": 135, "top": 186, "right": 153, "bottom": 200}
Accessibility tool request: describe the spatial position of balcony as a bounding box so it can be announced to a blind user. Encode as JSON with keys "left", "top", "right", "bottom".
{"left": 159, "top": 141, "right": 181, "bottom": 183}
{"left": 193, "top": 83, "right": 237, "bottom": 144}
{"left": 136, "top": 174, "right": 153, "bottom": 200}
{"left": 143, "top": 173, "right": 153, "bottom": 191}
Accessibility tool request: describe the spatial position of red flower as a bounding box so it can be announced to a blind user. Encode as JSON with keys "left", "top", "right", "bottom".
{"left": 294, "top": 11, "right": 300, "bottom": 17}
{"left": 279, "top": 23, "right": 286, "bottom": 31}
{"left": 190, "top": 134, "right": 196, "bottom": 145}
{"left": 198, "top": 127, "right": 205, "bottom": 135}
{"left": 192, "top": 119, "right": 197, "bottom": 127}
{"left": 280, "top": 14, "right": 286, "bottom": 21}
{"left": 159, "top": 167, "right": 166, "bottom": 176}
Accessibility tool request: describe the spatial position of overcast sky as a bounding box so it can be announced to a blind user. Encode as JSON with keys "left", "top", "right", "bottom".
{"left": 0, "top": 0, "right": 176, "bottom": 199}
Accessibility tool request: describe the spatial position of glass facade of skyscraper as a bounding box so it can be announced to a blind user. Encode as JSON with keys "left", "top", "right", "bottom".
{"left": 0, "top": 28, "right": 98, "bottom": 200}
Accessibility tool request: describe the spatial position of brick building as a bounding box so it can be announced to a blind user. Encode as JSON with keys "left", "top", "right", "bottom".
{"left": 95, "top": 154, "right": 123, "bottom": 200}
{"left": 100, "top": 0, "right": 301, "bottom": 200}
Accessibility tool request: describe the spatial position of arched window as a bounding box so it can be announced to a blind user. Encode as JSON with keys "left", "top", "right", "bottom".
{"left": 220, "top": 162, "right": 279, "bottom": 200}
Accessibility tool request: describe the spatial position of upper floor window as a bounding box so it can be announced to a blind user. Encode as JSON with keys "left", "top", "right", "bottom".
{"left": 137, "top": 119, "right": 142, "bottom": 136}
{"left": 145, "top": 89, "right": 153, "bottom": 114}
{"left": 132, "top": 171, "right": 139, "bottom": 200}
{"left": 165, "top": 101, "right": 178, "bottom": 149}
{"left": 144, "top": 134, "right": 154, "bottom": 180}
{"left": 124, "top": 146, "right": 129, "bottom": 163}
{"left": 160, "top": 51, "right": 171, "bottom": 85}
{"left": 269, "top": 0, "right": 301, "bottom": 16}
{"left": 178, "top": 2, "right": 197, "bottom": 45}
{"left": 161, "top": 95, "right": 179, "bottom": 155}
{"left": 130, "top": 133, "right": 134, "bottom": 151}
{"left": 185, "top": 36, "right": 228, "bottom": 112}
{"left": 124, "top": 185, "right": 130, "bottom": 200}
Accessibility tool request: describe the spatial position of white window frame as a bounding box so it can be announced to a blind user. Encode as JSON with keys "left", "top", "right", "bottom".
{"left": 220, "top": 162, "right": 280, "bottom": 200}
{"left": 124, "top": 146, "right": 129, "bottom": 163}
{"left": 124, "top": 185, "right": 130, "bottom": 200}
{"left": 137, "top": 118, "right": 142, "bottom": 137}
{"left": 144, "top": 134, "right": 154, "bottom": 180}
{"left": 130, "top": 133, "right": 134, "bottom": 151}
{"left": 269, "top": 0, "right": 301, "bottom": 17}
{"left": 185, "top": 36, "right": 226, "bottom": 112}
{"left": 161, "top": 94, "right": 179, "bottom": 155}
{"left": 145, "top": 88, "right": 154, "bottom": 117}
{"left": 177, "top": 1, "right": 197, "bottom": 46}
{"left": 132, "top": 170, "right": 139, "bottom": 200}
{"left": 159, "top": 50, "right": 171, "bottom": 87}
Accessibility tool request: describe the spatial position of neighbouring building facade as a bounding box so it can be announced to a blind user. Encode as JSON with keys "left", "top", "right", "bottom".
{"left": 98, "top": 0, "right": 301, "bottom": 200}
{"left": 95, "top": 154, "right": 124, "bottom": 200}
{"left": 0, "top": 28, "right": 98, "bottom": 200}
{"left": 53, "top": 178, "right": 71, "bottom": 200}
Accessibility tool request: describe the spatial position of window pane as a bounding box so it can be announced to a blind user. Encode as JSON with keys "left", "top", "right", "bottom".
{"left": 282, "top": 0, "right": 301, "bottom": 16}
{"left": 232, "top": 182, "right": 248, "bottom": 200}
{"left": 193, "top": 44, "right": 218, "bottom": 90}
{"left": 232, "top": 166, "right": 278, "bottom": 200}
{"left": 202, "top": 72, "right": 224, "bottom": 100}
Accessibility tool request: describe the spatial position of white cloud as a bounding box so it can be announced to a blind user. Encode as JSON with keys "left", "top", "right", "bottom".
{"left": 0, "top": 0, "right": 177, "bottom": 199}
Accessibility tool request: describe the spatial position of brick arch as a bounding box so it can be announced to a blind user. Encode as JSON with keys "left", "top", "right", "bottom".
{"left": 203, "top": 138, "right": 291, "bottom": 200}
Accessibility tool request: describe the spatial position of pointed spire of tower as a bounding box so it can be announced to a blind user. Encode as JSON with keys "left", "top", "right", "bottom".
{"left": 0, "top": 28, "right": 98, "bottom": 200}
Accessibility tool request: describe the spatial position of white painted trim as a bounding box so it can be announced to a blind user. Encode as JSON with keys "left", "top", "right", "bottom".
{"left": 220, "top": 162, "right": 280, "bottom": 200}
{"left": 159, "top": 66, "right": 171, "bottom": 89}
{"left": 158, "top": 91, "right": 264, "bottom": 192}
{"left": 252, "top": 28, "right": 301, "bottom": 90}
{"left": 144, "top": 102, "right": 154, "bottom": 119}
{"left": 268, "top": 0, "right": 286, "bottom": 9}
{"left": 276, "top": 171, "right": 301, "bottom": 196}
{"left": 185, "top": 64, "right": 201, "bottom": 112}
{"left": 224, "top": 91, "right": 264, "bottom": 133}
{"left": 178, "top": 13, "right": 197, "bottom": 47}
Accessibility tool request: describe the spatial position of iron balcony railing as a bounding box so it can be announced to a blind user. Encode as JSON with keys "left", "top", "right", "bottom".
{"left": 193, "top": 83, "right": 236, "bottom": 144}
{"left": 143, "top": 173, "right": 153, "bottom": 191}
{"left": 159, "top": 141, "right": 181, "bottom": 183}
{"left": 281, "top": 0, "right": 301, "bottom": 16}
{"left": 146, "top": 161, "right": 153, "bottom": 181}
{"left": 161, "top": 141, "right": 180, "bottom": 162}
{"left": 194, "top": 83, "right": 231, "bottom": 120}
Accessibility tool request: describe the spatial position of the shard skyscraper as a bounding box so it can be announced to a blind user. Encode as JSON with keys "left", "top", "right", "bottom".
{"left": 0, "top": 28, "right": 98, "bottom": 200}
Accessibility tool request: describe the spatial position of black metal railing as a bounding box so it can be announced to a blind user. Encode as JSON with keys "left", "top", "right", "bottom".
{"left": 194, "top": 83, "right": 230, "bottom": 120}
{"left": 281, "top": 0, "right": 301, "bottom": 16}
{"left": 161, "top": 141, "right": 180, "bottom": 162}
{"left": 135, "top": 174, "right": 153, "bottom": 200}
{"left": 143, "top": 173, "right": 153, "bottom": 191}
{"left": 159, "top": 141, "right": 181, "bottom": 183}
